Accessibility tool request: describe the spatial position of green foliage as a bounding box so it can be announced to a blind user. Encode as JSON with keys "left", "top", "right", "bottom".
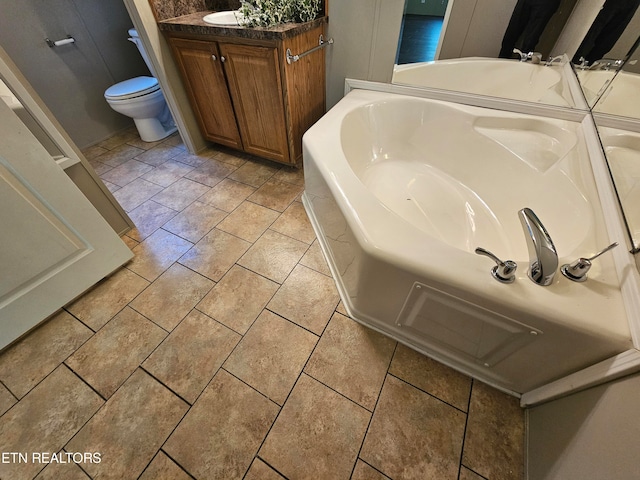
{"left": 238, "top": 0, "right": 320, "bottom": 27}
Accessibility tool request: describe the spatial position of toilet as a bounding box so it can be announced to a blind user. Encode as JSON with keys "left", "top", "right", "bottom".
{"left": 104, "top": 29, "right": 177, "bottom": 142}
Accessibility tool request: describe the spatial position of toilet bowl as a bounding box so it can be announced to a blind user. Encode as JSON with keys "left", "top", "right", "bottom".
{"left": 104, "top": 29, "right": 177, "bottom": 142}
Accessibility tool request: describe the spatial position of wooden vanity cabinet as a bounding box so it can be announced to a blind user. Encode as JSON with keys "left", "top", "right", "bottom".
{"left": 167, "top": 24, "right": 326, "bottom": 166}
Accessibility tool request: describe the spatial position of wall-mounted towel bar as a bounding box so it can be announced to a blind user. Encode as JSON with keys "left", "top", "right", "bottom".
{"left": 46, "top": 35, "right": 75, "bottom": 48}
{"left": 286, "top": 34, "right": 333, "bottom": 64}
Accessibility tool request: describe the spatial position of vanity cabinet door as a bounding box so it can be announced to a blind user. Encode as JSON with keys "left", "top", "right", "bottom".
{"left": 168, "top": 37, "right": 242, "bottom": 150}
{"left": 218, "top": 43, "right": 290, "bottom": 164}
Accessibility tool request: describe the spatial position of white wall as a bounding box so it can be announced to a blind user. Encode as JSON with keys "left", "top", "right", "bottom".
{"left": 438, "top": 0, "right": 517, "bottom": 59}
{"left": 325, "top": 0, "right": 404, "bottom": 108}
{"left": 528, "top": 373, "right": 640, "bottom": 479}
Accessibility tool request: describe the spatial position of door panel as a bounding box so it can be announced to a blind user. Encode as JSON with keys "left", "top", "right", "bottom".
{"left": 0, "top": 98, "right": 133, "bottom": 350}
{"left": 220, "top": 43, "right": 289, "bottom": 163}
{"left": 169, "top": 37, "right": 243, "bottom": 149}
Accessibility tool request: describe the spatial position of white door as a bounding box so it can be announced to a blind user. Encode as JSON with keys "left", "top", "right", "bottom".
{"left": 0, "top": 97, "right": 133, "bottom": 349}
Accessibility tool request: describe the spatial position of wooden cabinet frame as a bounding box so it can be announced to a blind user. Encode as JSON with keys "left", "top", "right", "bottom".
{"left": 166, "top": 24, "right": 326, "bottom": 166}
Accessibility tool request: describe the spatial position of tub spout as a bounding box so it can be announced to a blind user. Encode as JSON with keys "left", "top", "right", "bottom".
{"left": 519, "top": 208, "right": 558, "bottom": 286}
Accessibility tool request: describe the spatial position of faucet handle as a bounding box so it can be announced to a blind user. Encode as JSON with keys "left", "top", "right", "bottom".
{"left": 561, "top": 242, "right": 618, "bottom": 282}
{"left": 475, "top": 247, "right": 517, "bottom": 284}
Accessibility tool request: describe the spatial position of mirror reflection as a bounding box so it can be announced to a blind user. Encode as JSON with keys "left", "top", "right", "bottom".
{"left": 393, "top": 0, "right": 640, "bottom": 111}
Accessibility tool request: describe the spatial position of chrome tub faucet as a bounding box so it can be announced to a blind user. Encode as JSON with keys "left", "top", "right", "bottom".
{"left": 519, "top": 208, "right": 558, "bottom": 286}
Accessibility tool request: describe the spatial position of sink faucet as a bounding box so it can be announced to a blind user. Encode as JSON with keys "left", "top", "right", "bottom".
{"left": 519, "top": 208, "right": 558, "bottom": 286}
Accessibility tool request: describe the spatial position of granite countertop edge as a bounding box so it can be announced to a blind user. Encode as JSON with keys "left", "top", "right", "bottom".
{"left": 159, "top": 11, "right": 327, "bottom": 40}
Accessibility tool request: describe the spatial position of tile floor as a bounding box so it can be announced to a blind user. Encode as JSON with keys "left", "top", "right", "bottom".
{"left": 0, "top": 128, "right": 525, "bottom": 480}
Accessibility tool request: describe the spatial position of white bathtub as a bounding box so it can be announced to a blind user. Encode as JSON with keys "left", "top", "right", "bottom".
{"left": 392, "top": 57, "right": 584, "bottom": 109}
{"left": 302, "top": 89, "right": 631, "bottom": 394}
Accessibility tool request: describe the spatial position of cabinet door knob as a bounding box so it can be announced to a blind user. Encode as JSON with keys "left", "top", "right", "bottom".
{"left": 220, "top": 56, "right": 226, "bottom": 63}
{"left": 211, "top": 54, "right": 217, "bottom": 61}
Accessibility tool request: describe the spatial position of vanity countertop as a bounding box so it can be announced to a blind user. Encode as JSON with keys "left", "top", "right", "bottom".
{"left": 158, "top": 11, "right": 327, "bottom": 40}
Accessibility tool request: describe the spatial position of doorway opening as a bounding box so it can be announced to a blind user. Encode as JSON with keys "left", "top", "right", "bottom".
{"left": 396, "top": 0, "right": 449, "bottom": 64}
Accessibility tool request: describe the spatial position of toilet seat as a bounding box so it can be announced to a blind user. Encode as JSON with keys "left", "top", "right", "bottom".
{"left": 104, "top": 76, "right": 159, "bottom": 100}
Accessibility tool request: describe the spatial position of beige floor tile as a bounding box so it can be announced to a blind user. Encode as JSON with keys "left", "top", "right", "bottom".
{"left": 213, "top": 149, "right": 248, "bottom": 167}
{"left": 35, "top": 458, "right": 91, "bottom": 479}
{"left": 164, "top": 369, "right": 279, "bottom": 479}
{"left": 217, "top": 201, "right": 279, "bottom": 242}
{"left": 247, "top": 178, "right": 304, "bottom": 212}
{"left": 306, "top": 311, "right": 396, "bottom": 410}
{"left": 100, "top": 158, "right": 153, "bottom": 187}
{"left": 0, "top": 310, "right": 93, "bottom": 399}
{"left": 185, "top": 157, "right": 237, "bottom": 186}
{"left": 360, "top": 375, "right": 466, "bottom": 480}
{"left": 336, "top": 300, "right": 349, "bottom": 316}
{"left": 352, "top": 460, "right": 391, "bottom": 480}
{"left": 122, "top": 234, "right": 139, "bottom": 250}
{"left": 127, "top": 200, "right": 178, "bottom": 242}
{"left": 126, "top": 136, "right": 164, "bottom": 150}
{"left": 169, "top": 150, "right": 208, "bottom": 167}
{"left": 88, "top": 158, "right": 114, "bottom": 175}
{"left": 161, "top": 132, "right": 185, "bottom": 148}
{"left": 389, "top": 343, "right": 472, "bottom": 412}
{"left": 299, "top": 240, "right": 332, "bottom": 276}
{"left": 460, "top": 466, "right": 486, "bottom": 480}
{"left": 128, "top": 228, "right": 193, "bottom": 282}
{"left": 0, "top": 384, "right": 16, "bottom": 417}
{"left": 199, "top": 178, "right": 256, "bottom": 212}
{"left": 260, "top": 374, "right": 370, "bottom": 479}
{"left": 151, "top": 177, "right": 211, "bottom": 211}
{"left": 238, "top": 230, "right": 308, "bottom": 283}
{"left": 141, "top": 159, "right": 195, "bottom": 187}
{"left": 267, "top": 264, "right": 339, "bottom": 334}
{"left": 101, "top": 179, "right": 120, "bottom": 193}
{"left": 0, "top": 366, "right": 103, "bottom": 480}
{"left": 135, "top": 144, "right": 182, "bottom": 166}
{"left": 139, "top": 451, "right": 191, "bottom": 480}
{"left": 224, "top": 310, "right": 317, "bottom": 405}
{"left": 66, "top": 369, "right": 188, "bottom": 480}
{"left": 82, "top": 144, "right": 108, "bottom": 160}
{"left": 244, "top": 458, "right": 286, "bottom": 480}
{"left": 153, "top": 178, "right": 210, "bottom": 211}
{"left": 130, "top": 263, "right": 214, "bottom": 331}
{"left": 179, "top": 228, "right": 251, "bottom": 282}
{"left": 113, "top": 177, "right": 165, "bottom": 212}
{"left": 65, "top": 307, "right": 167, "bottom": 398}
{"left": 196, "top": 265, "right": 278, "bottom": 334}
{"left": 66, "top": 268, "right": 149, "bottom": 331}
{"left": 270, "top": 201, "right": 316, "bottom": 244}
{"left": 228, "top": 159, "right": 279, "bottom": 187}
{"left": 97, "top": 143, "right": 144, "bottom": 167}
{"left": 143, "top": 310, "right": 240, "bottom": 403}
{"left": 462, "top": 381, "right": 525, "bottom": 480}
{"left": 162, "top": 201, "right": 227, "bottom": 243}
{"left": 97, "top": 131, "right": 139, "bottom": 151}
{"left": 272, "top": 165, "right": 305, "bottom": 186}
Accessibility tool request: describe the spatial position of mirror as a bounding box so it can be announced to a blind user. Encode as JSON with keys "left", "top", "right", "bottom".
{"left": 392, "top": 0, "right": 640, "bottom": 111}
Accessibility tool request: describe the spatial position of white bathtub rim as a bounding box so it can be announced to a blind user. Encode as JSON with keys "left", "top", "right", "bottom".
{"left": 392, "top": 56, "right": 587, "bottom": 110}
{"left": 303, "top": 88, "right": 630, "bottom": 344}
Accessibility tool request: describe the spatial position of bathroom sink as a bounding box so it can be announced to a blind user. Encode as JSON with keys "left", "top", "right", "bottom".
{"left": 203, "top": 10, "right": 244, "bottom": 26}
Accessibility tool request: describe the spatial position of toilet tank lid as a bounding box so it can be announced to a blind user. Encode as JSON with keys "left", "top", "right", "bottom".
{"left": 104, "top": 76, "right": 159, "bottom": 99}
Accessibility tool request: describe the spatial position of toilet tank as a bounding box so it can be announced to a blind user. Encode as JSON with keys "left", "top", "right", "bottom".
{"left": 128, "top": 28, "right": 157, "bottom": 78}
